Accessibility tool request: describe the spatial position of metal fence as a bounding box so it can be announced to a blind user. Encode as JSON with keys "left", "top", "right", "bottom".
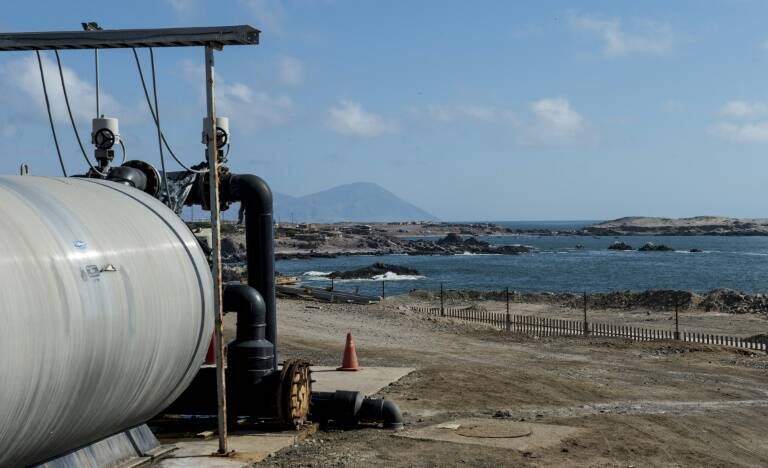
{"left": 410, "top": 305, "right": 768, "bottom": 354}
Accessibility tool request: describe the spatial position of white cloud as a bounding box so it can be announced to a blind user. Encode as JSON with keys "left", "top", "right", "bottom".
{"left": 714, "top": 122, "right": 768, "bottom": 143}
{"left": 425, "top": 104, "right": 518, "bottom": 124}
{"left": 570, "top": 14, "right": 674, "bottom": 57}
{"left": 164, "top": 0, "right": 200, "bottom": 18}
{"left": 522, "top": 97, "right": 587, "bottom": 145}
{"left": 179, "top": 59, "right": 294, "bottom": 132}
{"left": 327, "top": 100, "right": 398, "bottom": 138}
{"left": 661, "top": 99, "right": 684, "bottom": 113}
{"left": 277, "top": 56, "right": 303, "bottom": 86}
{"left": 720, "top": 100, "right": 768, "bottom": 118}
{"left": 0, "top": 54, "right": 121, "bottom": 124}
{"left": 239, "top": 0, "right": 285, "bottom": 33}
{"left": 0, "top": 122, "right": 18, "bottom": 138}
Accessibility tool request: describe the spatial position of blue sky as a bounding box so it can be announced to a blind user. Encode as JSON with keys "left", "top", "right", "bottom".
{"left": 2, "top": 1, "right": 768, "bottom": 220}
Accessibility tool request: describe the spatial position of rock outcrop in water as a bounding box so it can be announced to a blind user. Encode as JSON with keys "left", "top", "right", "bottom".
{"left": 608, "top": 241, "right": 634, "bottom": 251}
{"left": 329, "top": 262, "right": 420, "bottom": 280}
{"left": 431, "top": 233, "right": 531, "bottom": 255}
{"left": 638, "top": 242, "right": 674, "bottom": 252}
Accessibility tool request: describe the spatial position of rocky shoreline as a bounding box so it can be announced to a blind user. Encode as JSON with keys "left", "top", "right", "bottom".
{"left": 408, "top": 288, "right": 768, "bottom": 315}
{"left": 274, "top": 229, "right": 532, "bottom": 260}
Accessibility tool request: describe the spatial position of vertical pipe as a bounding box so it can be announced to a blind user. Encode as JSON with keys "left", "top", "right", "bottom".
{"left": 204, "top": 45, "right": 228, "bottom": 455}
{"left": 95, "top": 49, "right": 100, "bottom": 117}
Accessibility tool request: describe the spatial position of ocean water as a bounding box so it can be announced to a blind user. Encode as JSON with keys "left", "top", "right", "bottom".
{"left": 275, "top": 221, "right": 768, "bottom": 296}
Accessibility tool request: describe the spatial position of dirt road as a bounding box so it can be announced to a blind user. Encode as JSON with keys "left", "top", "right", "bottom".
{"left": 257, "top": 298, "right": 768, "bottom": 467}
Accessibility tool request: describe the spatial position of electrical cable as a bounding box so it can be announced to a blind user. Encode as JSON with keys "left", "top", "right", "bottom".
{"left": 131, "top": 48, "right": 208, "bottom": 174}
{"left": 35, "top": 51, "right": 67, "bottom": 177}
{"left": 119, "top": 139, "right": 127, "bottom": 164}
{"left": 54, "top": 50, "right": 103, "bottom": 176}
{"left": 149, "top": 48, "right": 171, "bottom": 204}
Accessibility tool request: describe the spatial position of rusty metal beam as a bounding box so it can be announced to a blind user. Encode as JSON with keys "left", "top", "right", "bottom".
{"left": 0, "top": 25, "right": 259, "bottom": 51}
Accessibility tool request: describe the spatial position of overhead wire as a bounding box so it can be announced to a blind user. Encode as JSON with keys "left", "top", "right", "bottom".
{"left": 54, "top": 50, "right": 104, "bottom": 176}
{"left": 35, "top": 51, "right": 67, "bottom": 177}
{"left": 148, "top": 48, "right": 171, "bottom": 204}
{"left": 131, "top": 48, "right": 208, "bottom": 174}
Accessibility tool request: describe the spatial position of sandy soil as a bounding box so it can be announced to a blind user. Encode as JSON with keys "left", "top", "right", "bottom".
{"left": 252, "top": 297, "right": 768, "bottom": 467}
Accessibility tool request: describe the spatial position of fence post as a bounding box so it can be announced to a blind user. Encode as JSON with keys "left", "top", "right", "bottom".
{"left": 505, "top": 287, "right": 511, "bottom": 332}
{"left": 381, "top": 280, "right": 385, "bottom": 299}
{"left": 674, "top": 300, "right": 680, "bottom": 340}
{"left": 331, "top": 277, "right": 335, "bottom": 291}
{"left": 583, "top": 291, "right": 589, "bottom": 336}
{"left": 440, "top": 283, "right": 445, "bottom": 317}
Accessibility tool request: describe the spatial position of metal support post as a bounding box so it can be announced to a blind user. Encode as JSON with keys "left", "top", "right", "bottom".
{"left": 205, "top": 45, "right": 228, "bottom": 456}
{"left": 674, "top": 300, "right": 680, "bottom": 340}
{"left": 505, "top": 287, "right": 510, "bottom": 332}
{"left": 440, "top": 282, "right": 445, "bottom": 317}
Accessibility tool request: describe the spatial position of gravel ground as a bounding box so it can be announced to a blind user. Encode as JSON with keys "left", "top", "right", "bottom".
{"left": 252, "top": 297, "right": 768, "bottom": 467}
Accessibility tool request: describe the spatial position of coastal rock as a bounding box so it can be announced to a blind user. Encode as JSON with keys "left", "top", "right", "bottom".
{"left": 495, "top": 245, "right": 532, "bottom": 254}
{"left": 608, "top": 241, "right": 634, "bottom": 251}
{"left": 698, "top": 288, "right": 768, "bottom": 314}
{"left": 436, "top": 233, "right": 467, "bottom": 246}
{"left": 638, "top": 242, "right": 674, "bottom": 252}
{"left": 329, "top": 262, "right": 420, "bottom": 280}
{"left": 689, "top": 248, "right": 703, "bottom": 253}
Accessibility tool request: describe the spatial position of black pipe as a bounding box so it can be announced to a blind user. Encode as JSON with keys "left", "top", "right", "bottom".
{"left": 310, "top": 391, "right": 403, "bottom": 430}
{"left": 106, "top": 166, "right": 147, "bottom": 191}
{"left": 227, "top": 174, "right": 278, "bottom": 371}
{"left": 358, "top": 397, "right": 404, "bottom": 430}
{"left": 224, "top": 284, "right": 274, "bottom": 383}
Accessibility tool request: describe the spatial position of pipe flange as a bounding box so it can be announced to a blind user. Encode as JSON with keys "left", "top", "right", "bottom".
{"left": 277, "top": 359, "right": 311, "bottom": 428}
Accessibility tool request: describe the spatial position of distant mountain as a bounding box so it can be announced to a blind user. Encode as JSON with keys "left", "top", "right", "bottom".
{"left": 274, "top": 182, "right": 437, "bottom": 223}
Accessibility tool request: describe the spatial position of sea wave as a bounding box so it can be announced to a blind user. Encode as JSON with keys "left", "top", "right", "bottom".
{"left": 303, "top": 271, "right": 331, "bottom": 277}
{"left": 372, "top": 272, "right": 426, "bottom": 281}
{"left": 455, "top": 251, "right": 501, "bottom": 256}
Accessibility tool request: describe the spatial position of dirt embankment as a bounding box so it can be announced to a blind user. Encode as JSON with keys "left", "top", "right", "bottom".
{"left": 408, "top": 288, "right": 768, "bottom": 315}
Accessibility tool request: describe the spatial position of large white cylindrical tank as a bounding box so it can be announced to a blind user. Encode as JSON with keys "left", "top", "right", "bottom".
{"left": 0, "top": 176, "right": 214, "bottom": 467}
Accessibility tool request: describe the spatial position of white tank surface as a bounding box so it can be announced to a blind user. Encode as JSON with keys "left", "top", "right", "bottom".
{"left": 0, "top": 176, "right": 214, "bottom": 467}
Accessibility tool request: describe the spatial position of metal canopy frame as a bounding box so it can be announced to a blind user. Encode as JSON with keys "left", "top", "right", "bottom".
{"left": 0, "top": 25, "right": 259, "bottom": 51}
{"left": 0, "top": 23, "right": 260, "bottom": 456}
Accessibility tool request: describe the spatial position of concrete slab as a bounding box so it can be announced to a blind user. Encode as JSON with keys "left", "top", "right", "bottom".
{"left": 157, "top": 432, "right": 301, "bottom": 467}
{"left": 397, "top": 418, "right": 583, "bottom": 451}
{"left": 310, "top": 366, "right": 415, "bottom": 395}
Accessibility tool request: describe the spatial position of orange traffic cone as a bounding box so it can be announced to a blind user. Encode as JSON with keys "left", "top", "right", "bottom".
{"left": 337, "top": 332, "right": 361, "bottom": 371}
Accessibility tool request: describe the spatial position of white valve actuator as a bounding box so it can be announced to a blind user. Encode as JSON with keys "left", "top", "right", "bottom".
{"left": 202, "top": 116, "right": 229, "bottom": 147}
{"left": 91, "top": 117, "right": 120, "bottom": 149}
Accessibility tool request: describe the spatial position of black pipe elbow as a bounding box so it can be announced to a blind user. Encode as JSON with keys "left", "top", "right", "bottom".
{"left": 224, "top": 284, "right": 267, "bottom": 341}
{"left": 359, "top": 397, "right": 404, "bottom": 430}
{"left": 228, "top": 174, "right": 273, "bottom": 214}
{"left": 223, "top": 284, "right": 275, "bottom": 384}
